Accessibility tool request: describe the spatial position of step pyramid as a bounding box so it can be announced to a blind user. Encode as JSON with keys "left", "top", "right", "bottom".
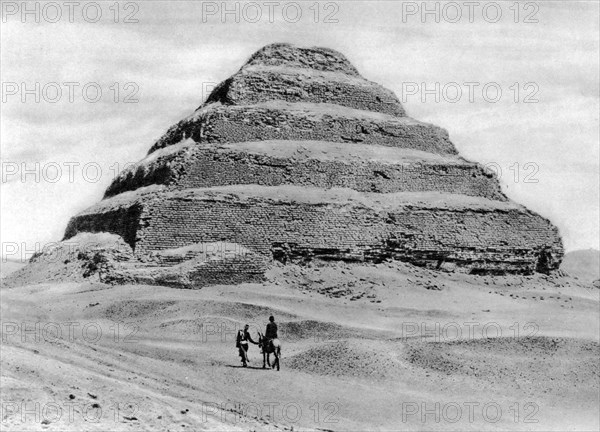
{"left": 64, "top": 43, "right": 563, "bottom": 275}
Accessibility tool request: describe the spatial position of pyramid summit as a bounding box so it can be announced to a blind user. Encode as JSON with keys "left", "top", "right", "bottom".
{"left": 242, "top": 43, "right": 361, "bottom": 75}
{"left": 62, "top": 43, "right": 563, "bottom": 284}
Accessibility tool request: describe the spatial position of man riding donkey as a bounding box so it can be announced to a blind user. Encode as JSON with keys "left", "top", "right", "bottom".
{"left": 236, "top": 324, "right": 258, "bottom": 367}
{"left": 259, "top": 315, "right": 281, "bottom": 371}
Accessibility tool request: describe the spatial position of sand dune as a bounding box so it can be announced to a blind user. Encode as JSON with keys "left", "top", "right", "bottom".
{"left": 561, "top": 249, "right": 600, "bottom": 283}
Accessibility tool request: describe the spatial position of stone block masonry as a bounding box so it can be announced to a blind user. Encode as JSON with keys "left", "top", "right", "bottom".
{"left": 108, "top": 253, "right": 268, "bottom": 289}
{"left": 204, "top": 66, "right": 406, "bottom": 117}
{"left": 106, "top": 141, "right": 505, "bottom": 200}
{"left": 65, "top": 186, "right": 562, "bottom": 274}
{"left": 148, "top": 102, "right": 457, "bottom": 155}
{"left": 244, "top": 44, "right": 361, "bottom": 75}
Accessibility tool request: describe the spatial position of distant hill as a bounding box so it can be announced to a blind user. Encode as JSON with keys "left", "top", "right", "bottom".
{"left": 561, "top": 249, "right": 600, "bottom": 283}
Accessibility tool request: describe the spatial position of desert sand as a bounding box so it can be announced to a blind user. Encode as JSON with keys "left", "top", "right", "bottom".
{"left": 1, "top": 260, "right": 598, "bottom": 431}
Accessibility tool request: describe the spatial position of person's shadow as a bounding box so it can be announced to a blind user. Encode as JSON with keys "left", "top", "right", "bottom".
{"left": 225, "top": 364, "right": 265, "bottom": 370}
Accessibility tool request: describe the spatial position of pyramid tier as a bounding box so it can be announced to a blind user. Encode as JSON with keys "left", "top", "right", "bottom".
{"left": 203, "top": 65, "right": 405, "bottom": 117}
{"left": 244, "top": 43, "right": 360, "bottom": 76}
{"left": 149, "top": 102, "right": 456, "bottom": 155}
{"left": 107, "top": 140, "right": 505, "bottom": 200}
{"left": 65, "top": 185, "right": 563, "bottom": 274}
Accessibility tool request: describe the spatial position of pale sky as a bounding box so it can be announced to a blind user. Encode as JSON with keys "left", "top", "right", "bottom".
{"left": 1, "top": 1, "right": 599, "bottom": 260}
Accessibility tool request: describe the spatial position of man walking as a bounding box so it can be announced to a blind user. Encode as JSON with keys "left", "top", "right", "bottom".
{"left": 236, "top": 324, "right": 257, "bottom": 367}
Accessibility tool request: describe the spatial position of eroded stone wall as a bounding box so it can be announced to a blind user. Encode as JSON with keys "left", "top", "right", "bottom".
{"left": 64, "top": 204, "right": 143, "bottom": 248}
{"left": 244, "top": 44, "right": 360, "bottom": 75}
{"left": 105, "top": 145, "right": 505, "bottom": 200}
{"left": 110, "top": 254, "right": 267, "bottom": 288}
{"left": 205, "top": 68, "right": 405, "bottom": 117}
{"left": 93, "top": 193, "right": 560, "bottom": 274}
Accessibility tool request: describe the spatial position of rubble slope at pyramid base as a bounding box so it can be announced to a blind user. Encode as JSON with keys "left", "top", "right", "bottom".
{"left": 1, "top": 233, "right": 267, "bottom": 289}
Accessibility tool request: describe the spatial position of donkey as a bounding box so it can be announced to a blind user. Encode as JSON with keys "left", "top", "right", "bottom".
{"left": 257, "top": 332, "right": 281, "bottom": 371}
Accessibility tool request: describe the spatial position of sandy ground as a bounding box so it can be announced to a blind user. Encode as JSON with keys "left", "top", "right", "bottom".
{"left": 1, "top": 261, "right": 598, "bottom": 431}
{"left": 0, "top": 260, "right": 26, "bottom": 280}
